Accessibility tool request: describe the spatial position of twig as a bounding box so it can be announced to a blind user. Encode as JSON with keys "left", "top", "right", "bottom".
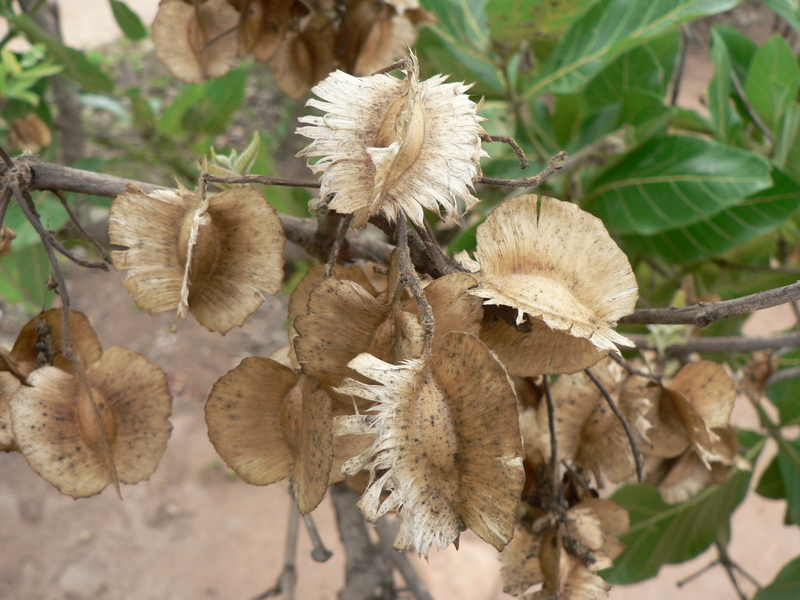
{"left": 621, "top": 281, "right": 800, "bottom": 326}
{"left": 51, "top": 189, "right": 112, "bottom": 264}
{"left": 713, "top": 258, "right": 800, "bottom": 276}
{"left": 730, "top": 70, "right": 775, "bottom": 145}
{"left": 373, "top": 517, "right": 436, "bottom": 600}
{"left": 302, "top": 513, "right": 333, "bottom": 563}
{"left": 676, "top": 560, "right": 720, "bottom": 588}
{"left": 330, "top": 483, "right": 395, "bottom": 600}
{"left": 202, "top": 172, "right": 321, "bottom": 189}
{"left": 479, "top": 151, "right": 568, "bottom": 188}
{"left": 480, "top": 133, "right": 529, "bottom": 169}
{"left": 584, "top": 368, "right": 643, "bottom": 482}
{"left": 766, "top": 364, "right": 800, "bottom": 386}
{"left": 669, "top": 27, "right": 689, "bottom": 106}
{"left": 625, "top": 330, "right": 800, "bottom": 354}
{"left": 198, "top": 23, "right": 238, "bottom": 53}
{"left": 417, "top": 219, "right": 451, "bottom": 277}
{"left": 0, "top": 187, "right": 11, "bottom": 230}
{"left": 249, "top": 499, "right": 301, "bottom": 600}
{"left": 324, "top": 214, "right": 354, "bottom": 278}
{"left": 397, "top": 215, "right": 435, "bottom": 359}
{"left": 715, "top": 541, "right": 751, "bottom": 600}
{"left": 542, "top": 375, "right": 559, "bottom": 499}
{"left": 607, "top": 352, "right": 660, "bottom": 380}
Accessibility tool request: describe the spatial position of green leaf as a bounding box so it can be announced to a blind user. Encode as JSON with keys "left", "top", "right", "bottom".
{"left": 777, "top": 442, "right": 800, "bottom": 525}
{"left": 712, "top": 24, "right": 756, "bottom": 82}
{"left": 765, "top": 0, "right": 800, "bottom": 35}
{"left": 158, "top": 69, "right": 246, "bottom": 137}
{"left": 110, "top": 0, "right": 147, "bottom": 41}
{"left": 604, "top": 438, "right": 765, "bottom": 584}
{"left": 524, "top": 0, "right": 738, "bottom": 97}
{"left": 766, "top": 370, "right": 800, "bottom": 425}
{"left": 486, "top": 0, "right": 596, "bottom": 45}
{"left": 776, "top": 104, "right": 800, "bottom": 174}
{"left": 418, "top": 0, "right": 505, "bottom": 96}
{"left": 584, "top": 136, "right": 773, "bottom": 236}
{"left": 0, "top": 242, "right": 53, "bottom": 310}
{"left": 621, "top": 168, "right": 800, "bottom": 263}
{"left": 754, "top": 556, "right": 800, "bottom": 600}
{"left": 9, "top": 14, "right": 113, "bottom": 94}
{"left": 744, "top": 35, "right": 800, "bottom": 131}
{"left": 708, "top": 29, "right": 740, "bottom": 142}
{"left": 233, "top": 131, "right": 261, "bottom": 174}
{"left": 757, "top": 454, "right": 786, "bottom": 500}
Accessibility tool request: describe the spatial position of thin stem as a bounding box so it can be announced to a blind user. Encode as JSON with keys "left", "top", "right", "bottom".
{"left": 397, "top": 215, "right": 434, "bottom": 359}
{"left": 0, "top": 144, "right": 14, "bottom": 168}
{"left": 52, "top": 189, "right": 112, "bottom": 264}
{"left": 730, "top": 70, "right": 775, "bottom": 145}
{"left": 625, "top": 330, "right": 800, "bottom": 354}
{"left": 417, "top": 219, "right": 450, "bottom": 277}
{"left": 202, "top": 172, "right": 320, "bottom": 189}
{"left": 0, "top": 187, "right": 11, "bottom": 230}
{"left": 676, "top": 560, "right": 720, "bottom": 588}
{"left": 249, "top": 498, "right": 301, "bottom": 600}
{"left": 621, "top": 281, "right": 800, "bottom": 327}
{"left": 713, "top": 258, "right": 800, "bottom": 276}
{"left": 542, "top": 375, "right": 559, "bottom": 497}
{"left": 302, "top": 513, "right": 333, "bottom": 563}
{"left": 197, "top": 23, "right": 238, "bottom": 52}
{"left": 324, "top": 213, "right": 353, "bottom": 278}
{"left": 373, "top": 517, "right": 435, "bottom": 600}
{"left": 766, "top": 364, "right": 800, "bottom": 386}
{"left": 585, "top": 367, "right": 643, "bottom": 482}
{"left": 479, "top": 151, "right": 568, "bottom": 188}
{"left": 715, "top": 541, "right": 751, "bottom": 600}
{"left": 669, "top": 27, "right": 689, "bottom": 106}
{"left": 481, "top": 133, "right": 529, "bottom": 169}
{"left": 607, "top": 352, "right": 660, "bottom": 381}
{"left": 370, "top": 57, "right": 411, "bottom": 75}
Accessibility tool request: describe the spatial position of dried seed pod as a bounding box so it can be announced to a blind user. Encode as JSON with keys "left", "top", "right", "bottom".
{"left": 334, "top": 332, "right": 524, "bottom": 556}
{"left": 237, "top": 0, "right": 295, "bottom": 61}
{"left": 469, "top": 195, "right": 638, "bottom": 374}
{"left": 0, "top": 224, "right": 15, "bottom": 258}
{"left": 109, "top": 184, "right": 285, "bottom": 334}
{"left": 0, "top": 372, "right": 21, "bottom": 451}
{"left": 269, "top": 13, "right": 336, "bottom": 98}
{"left": 152, "top": 0, "right": 240, "bottom": 83}
{"left": 296, "top": 53, "right": 487, "bottom": 228}
{"left": 10, "top": 347, "right": 172, "bottom": 498}
{"left": 2, "top": 309, "right": 103, "bottom": 379}
{"left": 205, "top": 358, "right": 333, "bottom": 513}
{"left": 501, "top": 499, "right": 629, "bottom": 600}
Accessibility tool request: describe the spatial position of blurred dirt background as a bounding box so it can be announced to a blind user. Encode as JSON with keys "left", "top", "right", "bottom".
{"left": 1, "top": 1, "right": 800, "bottom": 599}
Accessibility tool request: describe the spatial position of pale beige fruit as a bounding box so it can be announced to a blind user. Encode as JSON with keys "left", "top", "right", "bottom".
{"left": 2, "top": 309, "right": 103, "bottom": 379}
{"left": 269, "top": 13, "right": 335, "bottom": 99}
{"left": 237, "top": 0, "right": 295, "bottom": 61}
{"left": 296, "top": 53, "right": 487, "bottom": 228}
{"left": 0, "top": 372, "right": 21, "bottom": 451}
{"left": 205, "top": 358, "right": 333, "bottom": 513}
{"left": 0, "top": 224, "right": 15, "bottom": 258}
{"left": 10, "top": 347, "right": 172, "bottom": 498}
{"left": 333, "top": 332, "right": 524, "bottom": 556}
{"left": 469, "top": 195, "right": 638, "bottom": 372}
{"left": 109, "top": 184, "right": 285, "bottom": 334}
{"left": 500, "top": 499, "right": 628, "bottom": 600}
{"left": 152, "top": 0, "right": 240, "bottom": 83}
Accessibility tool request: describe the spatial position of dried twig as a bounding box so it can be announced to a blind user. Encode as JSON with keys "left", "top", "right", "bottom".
{"left": 584, "top": 368, "right": 643, "bottom": 482}
{"left": 202, "top": 172, "right": 321, "bottom": 189}
{"left": 373, "top": 517, "right": 435, "bottom": 600}
{"left": 479, "top": 151, "right": 568, "bottom": 188}
{"left": 626, "top": 330, "right": 800, "bottom": 354}
{"left": 621, "top": 281, "right": 800, "bottom": 326}
{"left": 249, "top": 499, "right": 301, "bottom": 600}
{"left": 481, "top": 133, "right": 529, "bottom": 169}
{"left": 324, "top": 214, "right": 354, "bottom": 278}
{"left": 607, "top": 352, "right": 660, "bottom": 380}
{"left": 397, "top": 215, "right": 435, "bottom": 359}
{"left": 51, "top": 189, "right": 112, "bottom": 264}
{"left": 302, "top": 513, "right": 333, "bottom": 563}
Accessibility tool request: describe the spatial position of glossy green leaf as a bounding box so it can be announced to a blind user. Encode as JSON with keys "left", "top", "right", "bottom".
{"left": 525, "top": 0, "right": 738, "bottom": 97}
{"left": 757, "top": 454, "right": 786, "bottom": 500}
{"left": 604, "top": 437, "right": 765, "bottom": 584}
{"left": 621, "top": 169, "right": 800, "bottom": 263}
{"left": 744, "top": 35, "right": 800, "bottom": 131}
{"left": 765, "top": 0, "right": 800, "bottom": 34}
{"left": 712, "top": 24, "right": 756, "bottom": 82}
{"left": 9, "top": 14, "right": 113, "bottom": 94}
{"left": 778, "top": 443, "right": 800, "bottom": 525}
{"left": 486, "top": 0, "right": 596, "bottom": 45}
{"left": 584, "top": 136, "right": 773, "bottom": 236}
{"left": 753, "top": 557, "right": 800, "bottom": 600}
{"left": 418, "top": 0, "right": 505, "bottom": 96}
{"left": 708, "top": 29, "right": 740, "bottom": 142}
{"left": 110, "top": 0, "right": 147, "bottom": 41}
{"left": 158, "top": 69, "right": 246, "bottom": 137}
{"left": 766, "top": 371, "right": 800, "bottom": 425}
